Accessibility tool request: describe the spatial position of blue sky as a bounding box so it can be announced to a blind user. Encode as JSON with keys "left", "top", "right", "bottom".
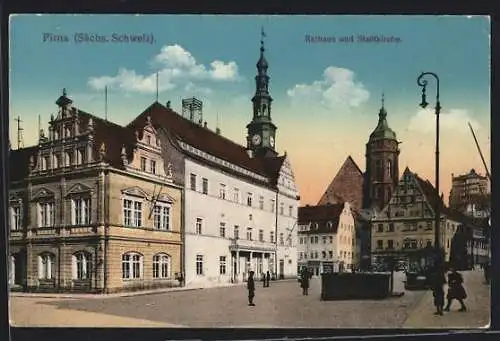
{"left": 9, "top": 15, "right": 491, "bottom": 204}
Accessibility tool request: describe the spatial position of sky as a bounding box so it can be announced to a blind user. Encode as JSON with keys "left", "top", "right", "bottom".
{"left": 9, "top": 15, "right": 491, "bottom": 206}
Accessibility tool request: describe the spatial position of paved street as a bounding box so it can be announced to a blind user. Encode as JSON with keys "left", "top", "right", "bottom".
{"left": 10, "top": 271, "right": 489, "bottom": 328}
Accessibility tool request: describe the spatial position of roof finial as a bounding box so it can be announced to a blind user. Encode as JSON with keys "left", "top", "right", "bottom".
{"left": 63, "top": 88, "right": 67, "bottom": 96}
{"left": 381, "top": 92, "right": 385, "bottom": 109}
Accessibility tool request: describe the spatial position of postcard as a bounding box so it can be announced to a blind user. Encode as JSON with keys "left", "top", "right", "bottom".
{"left": 7, "top": 14, "right": 491, "bottom": 328}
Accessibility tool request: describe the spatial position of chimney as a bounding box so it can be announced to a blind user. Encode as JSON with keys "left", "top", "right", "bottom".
{"left": 166, "top": 101, "right": 171, "bottom": 109}
{"left": 247, "top": 149, "right": 253, "bottom": 158}
{"left": 216, "top": 127, "right": 221, "bottom": 135}
{"left": 203, "top": 121, "right": 207, "bottom": 128}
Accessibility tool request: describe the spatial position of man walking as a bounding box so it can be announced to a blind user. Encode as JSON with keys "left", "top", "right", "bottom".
{"left": 247, "top": 271, "right": 256, "bottom": 306}
{"left": 300, "top": 268, "right": 310, "bottom": 295}
{"left": 266, "top": 271, "right": 271, "bottom": 287}
{"left": 431, "top": 263, "right": 446, "bottom": 316}
{"left": 444, "top": 267, "right": 467, "bottom": 312}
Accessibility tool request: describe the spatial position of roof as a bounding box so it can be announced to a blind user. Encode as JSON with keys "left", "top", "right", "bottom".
{"left": 317, "top": 156, "right": 364, "bottom": 210}
{"left": 298, "top": 203, "right": 345, "bottom": 234}
{"left": 452, "top": 168, "right": 488, "bottom": 181}
{"left": 127, "top": 102, "right": 286, "bottom": 186}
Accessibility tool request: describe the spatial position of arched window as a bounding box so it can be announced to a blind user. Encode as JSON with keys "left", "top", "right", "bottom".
{"left": 122, "top": 252, "right": 143, "bottom": 279}
{"left": 10, "top": 255, "right": 15, "bottom": 285}
{"left": 153, "top": 253, "right": 171, "bottom": 279}
{"left": 387, "top": 160, "right": 392, "bottom": 179}
{"left": 38, "top": 253, "right": 55, "bottom": 279}
{"left": 72, "top": 251, "right": 92, "bottom": 280}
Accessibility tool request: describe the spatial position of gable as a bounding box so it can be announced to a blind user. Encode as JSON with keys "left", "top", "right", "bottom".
{"left": 66, "top": 183, "right": 93, "bottom": 196}
{"left": 121, "top": 186, "right": 149, "bottom": 199}
{"left": 156, "top": 193, "right": 176, "bottom": 203}
{"left": 277, "top": 155, "right": 298, "bottom": 193}
{"left": 32, "top": 187, "right": 55, "bottom": 201}
{"left": 318, "top": 156, "right": 364, "bottom": 210}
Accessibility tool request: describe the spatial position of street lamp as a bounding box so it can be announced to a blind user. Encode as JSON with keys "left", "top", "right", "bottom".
{"left": 417, "top": 72, "right": 442, "bottom": 265}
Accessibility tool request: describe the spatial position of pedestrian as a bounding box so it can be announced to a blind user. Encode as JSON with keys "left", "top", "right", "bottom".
{"left": 266, "top": 270, "right": 271, "bottom": 287}
{"left": 261, "top": 272, "right": 266, "bottom": 287}
{"left": 444, "top": 267, "right": 467, "bottom": 312}
{"left": 484, "top": 262, "right": 490, "bottom": 283}
{"left": 300, "top": 268, "right": 310, "bottom": 295}
{"left": 430, "top": 263, "right": 446, "bottom": 315}
{"left": 247, "top": 271, "right": 256, "bottom": 306}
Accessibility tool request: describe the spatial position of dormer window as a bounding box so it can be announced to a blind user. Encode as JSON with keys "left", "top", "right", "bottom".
{"left": 146, "top": 135, "right": 151, "bottom": 145}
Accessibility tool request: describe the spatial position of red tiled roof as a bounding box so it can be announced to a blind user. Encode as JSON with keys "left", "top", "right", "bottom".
{"left": 298, "top": 203, "right": 345, "bottom": 234}
{"left": 127, "top": 102, "right": 286, "bottom": 185}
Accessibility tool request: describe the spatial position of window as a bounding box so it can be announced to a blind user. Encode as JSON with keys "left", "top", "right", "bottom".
{"left": 233, "top": 188, "right": 240, "bottom": 203}
{"left": 426, "top": 240, "right": 433, "bottom": 248}
{"left": 279, "top": 233, "right": 284, "bottom": 245}
{"left": 310, "top": 236, "right": 314, "bottom": 243}
{"left": 190, "top": 173, "right": 197, "bottom": 191}
{"left": 270, "top": 199, "right": 275, "bottom": 213}
{"left": 202, "top": 178, "right": 208, "bottom": 194}
{"left": 196, "top": 218, "right": 203, "bottom": 234}
{"left": 76, "top": 149, "right": 84, "bottom": 165}
{"left": 72, "top": 252, "right": 91, "bottom": 280}
{"left": 219, "top": 222, "right": 226, "bottom": 238}
{"left": 280, "top": 203, "right": 284, "bottom": 215}
{"left": 234, "top": 225, "right": 239, "bottom": 239}
{"left": 377, "top": 224, "right": 383, "bottom": 233}
{"left": 426, "top": 222, "right": 432, "bottom": 230}
{"left": 247, "top": 193, "right": 253, "bottom": 206}
{"left": 314, "top": 236, "right": 319, "bottom": 243}
{"left": 376, "top": 240, "right": 383, "bottom": 249}
{"left": 140, "top": 157, "right": 147, "bottom": 171}
{"left": 270, "top": 231, "right": 274, "bottom": 243}
{"left": 246, "top": 227, "right": 253, "bottom": 240}
{"left": 122, "top": 252, "right": 143, "bottom": 279}
{"left": 38, "top": 202, "right": 55, "bottom": 227}
{"left": 259, "top": 196, "right": 264, "bottom": 209}
{"left": 388, "top": 223, "right": 395, "bottom": 232}
{"left": 322, "top": 236, "right": 327, "bottom": 244}
{"left": 387, "top": 240, "right": 394, "bottom": 249}
{"left": 288, "top": 205, "right": 293, "bottom": 217}
{"left": 38, "top": 253, "right": 55, "bottom": 279}
{"left": 219, "top": 184, "right": 226, "bottom": 199}
{"left": 72, "top": 198, "right": 91, "bottom": 225}
{"left": 219, "top": 256, "right": 227, "bottom": 275}
{"left": 322, "top": 251, "right": 326, "bottom": 259}
{"left": 53, "top": 153, "right": 60, "bottom": 168}
{"left": 10, "top": 206, "right": 21, "bottom": 231}
{"left": 146, "top": 135, "right": 151, "bottom": 145}
{"left": 196, "top": 255, "right": 204, "bottom": 275}
{"left": 153, "top": 254, "right": 170, "bottom": 279}
{"left": 64, "top": 151, "right": 72, "bottom": 167}
{"left": 123, "top": 198, "right": 142, "bottom": 227}
{"left": 153, "top": 204, "right": 171, "bottom": 230}
{"left": 150, "top": 160, "right": 156, "bottom": 174}
{"left": 329, "top": 251, "right": 333, "bottom": 258}
{"left": 375, "top": 160, "right": 382, "bottom": 179}
{"left": 259, "top": 229, "right": 264, "bottom": 242}
{"left": 65, "top": 126, "right": 72, "bottom": 137}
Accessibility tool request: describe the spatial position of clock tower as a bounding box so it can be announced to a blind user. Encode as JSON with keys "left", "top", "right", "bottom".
{"left": 246, "top": 27, "right": 278, "bottom": 158}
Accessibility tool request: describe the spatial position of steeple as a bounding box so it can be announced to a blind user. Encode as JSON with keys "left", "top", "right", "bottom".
{"left": 246, "top": 26, "right": 277, "bottom": 158}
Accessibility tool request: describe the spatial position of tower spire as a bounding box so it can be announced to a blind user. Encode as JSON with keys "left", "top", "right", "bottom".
{"left": 260, "top": 26, "right": 266, "bottom": 53}
{"left": 381, "top": 92, "right": 385, "bottom": 109}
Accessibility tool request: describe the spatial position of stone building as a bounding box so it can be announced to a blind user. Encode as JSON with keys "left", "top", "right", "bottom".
{"left": 8, "top": 90, "right": 183, "bottom": 293}
{"left": 370, "top": 167, "right": 482, "bottom": 270}
{"left": 297, "top": 202, "right": 358, "bottom": 275}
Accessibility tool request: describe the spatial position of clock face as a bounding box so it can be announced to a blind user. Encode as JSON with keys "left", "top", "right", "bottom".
{"left": 270, "top": 136, "right": 275, "bottom": 147}
{"left": 252, "top": 134, "right": 261, "bottom": 145}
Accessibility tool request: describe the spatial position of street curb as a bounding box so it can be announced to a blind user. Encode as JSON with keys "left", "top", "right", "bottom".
{"left": 10, "top": 278, "right": 297, "bottom": 299}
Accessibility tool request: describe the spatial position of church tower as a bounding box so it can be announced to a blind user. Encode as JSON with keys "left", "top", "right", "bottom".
{"left": 246, "top": 27, "right": 278, "bottom": 158}
{"left": 363, "top": 94, "right": 400, "bottom": 211}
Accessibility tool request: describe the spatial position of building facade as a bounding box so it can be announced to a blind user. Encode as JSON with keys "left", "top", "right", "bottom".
{"left": 297, "top": 203, "right": 357, "bottom": 275}
{"left": 8, "top": 91, "right": 183, "bottom": 293}
{"left": 449, "top": 169, "right": 490, "bottom": 218}
{"left": 371, "top": 168, "right": 464, "bottom": 270}
{"left": 124, "top": 33, "right": 299, "bottom": 288}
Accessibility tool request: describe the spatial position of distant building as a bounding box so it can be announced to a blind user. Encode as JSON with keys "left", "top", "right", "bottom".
{"left": 449, "top": 169, "right": 490, "bottom": 218}
{"left": 297, "top": 202, "right": 358, "bottom": 275}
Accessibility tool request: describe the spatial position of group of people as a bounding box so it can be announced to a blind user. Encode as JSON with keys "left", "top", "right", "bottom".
{"left": 431, "top": 265, "right": 468, "bottom": 316}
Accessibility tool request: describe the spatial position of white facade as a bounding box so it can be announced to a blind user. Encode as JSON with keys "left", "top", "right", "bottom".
{"left": 298, "top": 202, "right": 356, "bottom": 275}
{"left": 183, "top": 155, "right": 299, "bottom": 287}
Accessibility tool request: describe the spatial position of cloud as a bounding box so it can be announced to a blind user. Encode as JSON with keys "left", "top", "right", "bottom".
{"left": 87, "top": 44, "right": 240, "bottom": 94}
{"left": 407, "top": 108, "right": 481, "bottom": 134}
{"left": 286, "top": 67, "right": 370, "bottom": 109}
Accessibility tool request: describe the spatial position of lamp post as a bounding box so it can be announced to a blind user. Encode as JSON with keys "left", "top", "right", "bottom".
{"left": 417, "top": 72, "right": 442, "bottom": 266}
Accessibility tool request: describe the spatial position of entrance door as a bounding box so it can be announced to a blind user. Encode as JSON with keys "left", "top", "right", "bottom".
{"left": 279, "top": 259, "right": 284, "bottom": 279}
{"left": 13, "top": 251, "right": 26, "bottom": 287}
